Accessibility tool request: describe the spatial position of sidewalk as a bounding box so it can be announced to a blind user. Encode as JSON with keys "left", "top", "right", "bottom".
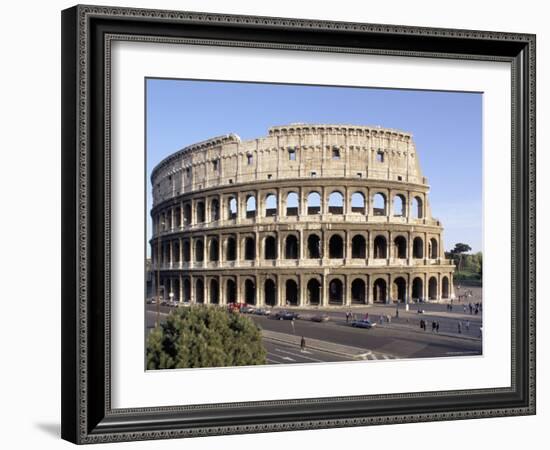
{"left": 262, "top": 329, "right": 372, "bottom": 359}
{"left": 377, "top": 320, "right": 482, "bottom": 342}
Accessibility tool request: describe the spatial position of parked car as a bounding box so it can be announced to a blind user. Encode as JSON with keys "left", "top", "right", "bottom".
{"left": 254, "top": 308, "right": 272, "bottom": 316}
{"left": 351, "top": 319, "right": 376, "bottom": 329}
{"left": 240, "top": 305, "right": 256, "bottom": 314}
{"left": 310, "top": 313, "right": 330, "bottom": 323}
{"left": 274, "top": 310, "right": 299, "bottom": 320}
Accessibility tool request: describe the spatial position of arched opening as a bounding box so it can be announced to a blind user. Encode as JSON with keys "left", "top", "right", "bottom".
{"left": 246, "top": 195, "right": 256, "bottom": 218}
{"left": 285, "top": 235, "right": 299, "bottom": 259}
{"left": 209, "top": 279, "right": 219, "bottom": 304}
{"left": 244, "top": 279, "right": 255, "bottom": 305}
{"left": 196, "top": 201, "right": 205, "bottom": 223}
{"left": 351, "top": 235, "right": 366, "bottom": 258}
{"left": 428, "top": 276, "right": 438, "bottom": 300}
{"left": 244, "top": 237, "right": 255, "bottom": 260}
{"left": 412, "top": 277, "right": 423, "bottom": 301}
{"left": 393, "top": 277, "right": 407, "bottom": 303}
{"left": 195, "top": 278, "right": 204, "bottom": 304}
{"left": 226, "top": 237, "right": 236, "bottom": 261}
{"left": 351, "top": 192, "right": 366, "bottom": 214}
{"left": 210, "top": 199, "right": 219, "bottom": 221}
{"left": 183, "top": 240, "right": 190, "bottom": 262}
{"left": 412, "top": 196, "right": 423, "bottom": 219}
{"left": 393, "top": 195, "right": 406, "bottom": 217}
{"left": 329, "top": 234, "right": 344, "bottom": 259}
{"left": 173, "top": 241, "right": 180, "bottom": 263}
{"left": 307, "top": 191, "right": 321, "bottom": 215}
{"left": 373, "top": 278, "right": 387, "bottom": 303}
{"left": 286, "top": 192, "right": 299, "bottom": 216}
{"left": 307, "top": 234, "right": 321, "bottom": 259}
{"left": 394, "top": 236, "right": 407, "bottom": 259}
{"left": 328, "top": 191, "right": 344, "bottom": 214}
{"left": 264, "top": 279, "right": 276, "bottom": 306}
{"left": 174, "top": 207, "right": 181, "bottom": 228}
{"left": 183, "top": 278, "right": 191, "bottom": 303}
{"left": 329, "top": 279, "right": 344, "bottom": 305}
{"left": 285, "top": 280, "right": 298, "bottom": 306}
{"left": 413, "top": 237, "right": 424, "bottom": 259}
{"left": 264, "top": 236, "right": 277, "bottom": 260}
{"left": 228, "top": 197, "right": 237, "bottom": 219}
{"left": 307, "top": 279, "right": 321, "bottom": 305}
{"left": 374, "top": 235, "right": 387, "bottom": 259}
{"left": 351, "top": 279, "right": 366, "bottom": 304}
{"left": 430, "top": 238, "right": 439, "bottom": 259}
{"left": 265, "top": 193, "right": 277, "bottom": 217}
{"left": 442, "top": 276, "right": 450, "bottom": 299}
{"left": 209, "top": 238, "right": 219, "bottom": 261}
{"left": 226, "top": 279, "right": 236, "bottom": 304}
{"left": 373, "top": 193, "right": 386, "bottom": 216}
{"left": 184, "top": 204, "right": 192, "bottom": 226}
{"left": 195, "top": 239, "right": 204, "bottom": 262}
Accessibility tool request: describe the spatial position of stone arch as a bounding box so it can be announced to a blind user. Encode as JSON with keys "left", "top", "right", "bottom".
{"left": 394, "top": 235, "right": 407, "bottom": 259}
{"left": 307, "top": 233, "right": 321, "bottom": 259}
{"left": 373, "top": 193, "right": 386, "bottom": 216}
{"left": 307, "top": 278, "right": 321, "bottom": 305}
{"left": 328, "top": 278, "right": 344, "bottom": 305}
{"left": 195, "top": 239, "right": 204, "bottom": 262}
{"left": 412, "top": 196, "right": 423, "bottom": 219}
{"left": 351, "top": 278, "right": 366, "bottom": 304}
{"left": 195, "top": 278, "right": 204, "bottom": 304}
{"left": 285, "top": 279, "right": 299, "bottom": 306}
{"left": 429, "top": 238, "right": 439, "bottom": 259}
{"left": 373, "top": 278, "right": 387, "bottom": 303}
{"left": 307, "top": 191, "right": 321, "bottom": 215}
{"left": 183, "top": 278, "right": 191, "bottom": 302}
{"left": 264, "top": 235, "right": 277, "bottom": 260}
{"left": 264, "top": 278, "right": 277, "bottom": 306}
{"left": 244, "top": 236, "right": 255, "bottom": 260}
{"left": 392, "top": 276, "right": 407, "bottom": 303}
{"left": 393, "top": 194, "right": 406, "bottom": 217}
{"left": 286, "top": 191, "right": 299, "bottom": 216}
{"left": 183, "top": 240, "right": 190, "bottom": 262}
{"left": 227, "top": 196, "right": 237, "bottom": 219}
{"left": 246, "top": 194, "right": 256, "bottom": 218}
{"left": 196, "top": 201, "right": 205, "bottom": 223}
{"left": 328, "top": 191, "right": 344, "bottom": 214}
{"left": 428, "top": 276, "right": 438, "bottom": 300}
{"left": 210, "top": 198, "right": 220, "bottom": 221}
{"left": 183, "top": 203, "right": 192, "bottom": 225}
{"left": 226, "top": 278, "right": 236, "bottom": 304}
{"left": 226, "top": 236, "right": 236, "bottom": 261}
{"left": 412, "top": 277, "right": 423, "bottom": 301}
{"left": 244, "top": 278, "right": 256, "bottom": 305}
{"left": 374, "top": 235, "right": 387, "bottom": 259}
{"left": 329, "top": 234, "right": 344, "bottom": 258}
{"left": 413, "top": 237, "right": 424, "bottom": 259}
{"left": 351, "top": 234, "right": 366, "bottom": 258}
{"left": 265, "top": 193, "right": 277, "bottom": 217}
{"left": 209, "top": 238, "right": 219, "bottom": 261}
{"left": 442, "top": 276, "right": 450, "bottom": 299}
{"left": 209, "top": 278, "right": 219, "bottom": 304}
{"left": 285, "top": 234, "right": 299, "bottom": 259}
{"left": 351, "top": 191, "right": 366, "bottom": 214}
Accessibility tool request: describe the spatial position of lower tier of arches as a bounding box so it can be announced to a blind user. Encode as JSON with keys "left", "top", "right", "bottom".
{"left": 150, "top": 270, "right": 455, "bottom": 307}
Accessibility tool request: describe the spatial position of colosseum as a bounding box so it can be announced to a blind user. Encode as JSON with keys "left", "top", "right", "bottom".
{"left": 149, "top": 124, "right": 455, "bottom": 308}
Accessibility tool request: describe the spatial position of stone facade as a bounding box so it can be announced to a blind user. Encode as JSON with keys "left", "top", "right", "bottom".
{"left": 149, "top": 124, "right": 455, "bottom": 307}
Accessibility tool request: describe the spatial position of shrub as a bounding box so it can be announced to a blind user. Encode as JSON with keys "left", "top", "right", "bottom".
{"left": 146, "top": 306, "right": 266, "bottom": 369}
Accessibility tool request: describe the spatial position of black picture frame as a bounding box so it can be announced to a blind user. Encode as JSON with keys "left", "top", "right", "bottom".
{"left": 61, "top": 4, "right": 536, "bottom": 444}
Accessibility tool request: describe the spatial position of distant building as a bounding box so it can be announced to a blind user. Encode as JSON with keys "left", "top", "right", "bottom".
{"left": 149, "top": 124, "right": 454, "bottom": 306}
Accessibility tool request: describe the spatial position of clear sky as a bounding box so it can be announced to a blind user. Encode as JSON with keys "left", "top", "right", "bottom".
{"left": 146, "top": 79, "right": 482, "bottom": 253}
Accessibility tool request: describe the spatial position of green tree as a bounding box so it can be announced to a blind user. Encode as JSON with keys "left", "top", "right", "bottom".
{"left": 449, "top": 243, "right": 472, "bottom": 271}
{"left": 146, "top": 306, "right": 266, "bottom": 369}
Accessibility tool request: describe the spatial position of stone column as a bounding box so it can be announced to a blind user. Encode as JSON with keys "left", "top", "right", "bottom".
{"left": 169, "top": 241, "right": 173, "bottom": 268}
{"left": 388, "top": 273, "right": 393, "bottom": 304}
{"left": 178, "top": 238, "right": 183, "bottom": 268}
{"left": 277, "top": 276, "right": 283, "bottom": 307}
{"left": 219, "top": 277, "right": 225, "bottom": 305}
{"left": 189, "top": 238, "right": 195, "bottom": 268}
{"left": 255, "top": 231, "right": 260, "bottom": 266}
{"left": 345, "top": 275, "right": 351, "bottom": 306}
{"left": 321, "top": 275, "right": 328, "bottom": 307}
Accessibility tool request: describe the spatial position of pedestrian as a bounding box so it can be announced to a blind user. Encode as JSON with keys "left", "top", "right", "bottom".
{"left": 395, "top": 307, "right": 399, "bottom": 319}
{"left": 365, "top": 312, "right": 369, "bottom": 321}
{"left": 420, "top": 319, "right": 424, "bottom": 330}
{"left": 475, "top": 307, "right": 479, "bottom": 315}
{"left": 436, "top": 321, "right": 440, "bottom": 333}
{"left": 432, "top": 321, "right": 436, "bottom": 332}
{"left": 386, "top": 314, "right": 391, "bottom": 323}
{"left": 379, "top": 315, "right": 383, "bottom": 325}
{"left": 463, "top": 305, "right": 467, "bottom": 313}
{"left": 458, "top": 321, "right": 462, "bottom": 334}
{"left": 345, "top": 311, "right": 350, "bottom": 323}
{"left": 300, "top": 336, "right": 306, "bottom": 351}
{"left": 465, "top": 320, "right": 470, "bottom": 331}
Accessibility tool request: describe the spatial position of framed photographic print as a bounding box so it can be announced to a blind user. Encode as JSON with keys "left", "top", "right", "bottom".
{"left": 61, "top": 4, "right": 536, "bottom": 444}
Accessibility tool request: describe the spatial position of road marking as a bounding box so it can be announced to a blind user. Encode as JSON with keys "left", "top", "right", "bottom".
{"left": 273, "top": 347, "right": 326, "bottom": 363}
{"left": 266, "top": 358, "right": 281, "bottom": 364}
{"left": 281, "top": 356, "right": 296, "bottom": 361}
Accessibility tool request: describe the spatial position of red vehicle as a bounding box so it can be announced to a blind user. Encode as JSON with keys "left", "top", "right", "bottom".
{"left": 227, "top": 302, "right": 247, "bottom": 313}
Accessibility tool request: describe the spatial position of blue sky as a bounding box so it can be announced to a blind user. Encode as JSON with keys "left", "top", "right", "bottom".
{"left": 146, "top": 79, "right": 482, "bottom": 253}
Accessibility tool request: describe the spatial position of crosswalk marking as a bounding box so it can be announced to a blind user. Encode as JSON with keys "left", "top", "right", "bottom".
{"left": 273, "top": 348, "right": 325, "bottom": 363}
{"left": 281, "top": 356, "right": 295, "bottom": 361}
